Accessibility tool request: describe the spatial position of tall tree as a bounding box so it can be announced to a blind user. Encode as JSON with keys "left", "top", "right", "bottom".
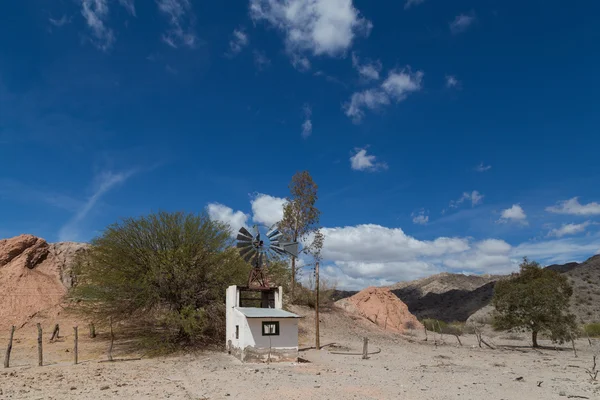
{"left": 279, "top": 171, "right": 322, "bottom": 300}
{"left": 492, "top": 257, "right": 577, "bottom": 348}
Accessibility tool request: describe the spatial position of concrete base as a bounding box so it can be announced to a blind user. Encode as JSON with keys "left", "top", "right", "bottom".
{"left": 228, "top": 341, "right": 298, "bottom": 363}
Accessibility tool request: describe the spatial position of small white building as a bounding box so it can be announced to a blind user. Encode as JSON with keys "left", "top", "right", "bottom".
{"left": 226, "top": 285, "right": 300, "bottom": 362}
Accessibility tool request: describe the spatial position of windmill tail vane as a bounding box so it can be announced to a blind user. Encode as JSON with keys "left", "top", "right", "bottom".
{"left": 236, "top": 224, "right": 299, "bottom": 288}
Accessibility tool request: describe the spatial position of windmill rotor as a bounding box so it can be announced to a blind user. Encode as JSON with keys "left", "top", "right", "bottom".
{"left": 236, "top": 224, "right": 299, "bottom": 288}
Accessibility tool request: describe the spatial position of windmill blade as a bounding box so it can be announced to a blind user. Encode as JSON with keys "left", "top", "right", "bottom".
{"left": 266, "top": 228, "right": 282, "bottom": 240}
{"left": 238, "top": 227, "right": 254, "bottom": 241}
{"left": 236, "top": 241, "right": 253, "bottom": 248}
{"left": 243, "top": 250, "right": 257, "bottom": 263}
{"left": 239, "top": 245, "right": 254, "bottom": 258}
{"left": 270, "top": 245, "right": 287, "bottom": 256}
{"left": 276, "top": 241, "right": 299, "bottom": 258}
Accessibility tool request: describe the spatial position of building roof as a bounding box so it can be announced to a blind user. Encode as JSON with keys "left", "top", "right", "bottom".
{"left": 235, "top": 307, "right": 301, "bottom": 319}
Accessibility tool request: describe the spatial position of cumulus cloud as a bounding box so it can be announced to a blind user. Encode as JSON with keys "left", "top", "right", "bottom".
{"left": 546, "top": 197, "right": 600, "bottom": 216}
{"left": 156, "top": 0, "right": 197, "bottom": 48}
{"left": 351, "top": 52, "right": 382, "bottom": 81}
{"left": 207, "top": 195, "right": 600, "bottom": 289}
{"left": 474, "top": 162, "right": 491, "bottom": 172}
{"left": 80, "top": 0, "right": 114, "bottom": 51}
{"left": 548, "top": 221, "right": 592, "bottom": 238}
{"left": 450, "top": 12, "right": 476, "bottom": 34}
{"left": 344, "top": 67, "right": 423, "bottom": 122}
{"left": 249, "top": 0, "right": 372, "bottom": 67}
{"left": 513, "top": 236, "right": 600, "bottom": 265}
{"left": 301, "top": 104, "right": 313, "bottom": 139}
{"left": 350, "top": 148, "right": 388, "bottom": 172}
{"left": 449, "top": 190, "right": 484, "bottom": 208}
{"left": 412, "top": 210, "right": 429, "bottom": 225}
{"left": 251, "top": 194, "right": 287, "bottom": 227}
{"left": 228, "top": 28, "right": 249, "bottom": 55}
{"left": 207, "top": 203, "right": 249, "bottom": 233}
{"left": 498, "top": 204, "right": 527, "bottom": 224}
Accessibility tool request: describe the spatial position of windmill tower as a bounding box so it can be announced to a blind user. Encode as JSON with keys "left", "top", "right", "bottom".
{"left": 226, "top": 224, "right": 301, "bottom": 362}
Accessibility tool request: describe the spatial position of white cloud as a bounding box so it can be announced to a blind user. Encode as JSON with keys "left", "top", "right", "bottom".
{"left": 253, "top": 50, "right": 271, "bottom": 71}
{"left": 80, "top": 0, "right": 114, "bottom": 51}
{"left": 450, "top": 190, "right": 484, "bottom": 208}
{"left": 49, "top": 15, "right": 71, "bottom": 27}
{"left": 474, "top": 162, "right": 491, "bottom": 172}
{"left": 546, "top": 197, "right": 600, "bottom": 216}
{"left": 450, "top": 12, "right": 476, "bottom": 34}
{"left": 344, "top": 89, "right": 390, "bottom": 122}
{"left": 118, "top": 0, "right": 136, "bottom": 16}
{"left": 207, "top": 203, "right": 249, "bottom": 233}
{"left": 228, "top": 28, "right": 249, "bottom": 55}
{"left": 404, "top": 0, "right": 425, "bottom": 10}
{"left": 412, "top": 210, "right": 429, "bottom": 225}
{"left": 249, "top": 0, "right": 372, "bottom": 66}
{"left": 498, "top": 204, "right": 527, "bottom": 224}
{"left": 513, "top": 236, "right": 600, "bottom": 264}
{"left": 350, "top": 148, "right": 387, "bottom": 172}
{"left": 59, "top": 170, "right": 137, "bottom": 241}
{"left": 251, "top": 194, "right": 287, "bottom": 227}
{"left": 548, "top": 221, "right": 592, "bottom": 238}
{"left": 344, "top": 67, "right": 423, "bottom": 122}
{"left": 382, "top": 68, "right": 424, "bottom": 100}
{"left": 301, "top": 104, "right": 313, "bottom": 139}
{"left": 208, "top": 195, "right": 600, "bottom": 290}
{"left": 351, "top": 52, "right": 382, "bottom": 81}
{"left": 445, "top": 75, "right": 459, "bottom": 88}
{"left": 156, "top": 0, "right": 197, "bottom": 48}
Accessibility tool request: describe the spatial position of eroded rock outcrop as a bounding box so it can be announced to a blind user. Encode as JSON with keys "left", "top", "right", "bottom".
{"left": 0, "top": 235, "right": 88, "bottom": 328}
{"left": 336, "top": 287, "right": 423, "bottom": 333}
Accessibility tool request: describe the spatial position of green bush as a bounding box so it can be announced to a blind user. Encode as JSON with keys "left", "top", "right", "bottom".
{"left": 422, "top": 319, "right": 448, "bottom": 333}
{"left": 583, "top": 323, "right": 600, "bottom": 338}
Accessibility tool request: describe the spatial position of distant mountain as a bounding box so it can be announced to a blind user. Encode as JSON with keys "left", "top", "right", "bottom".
{"left": 388, "top": 273, "right": 501, "bottom": 322}
{"left": 332, "top": 256, "right": 600, "bottom": 324}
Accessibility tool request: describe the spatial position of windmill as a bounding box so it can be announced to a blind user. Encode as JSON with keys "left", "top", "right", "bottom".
{"left": 237, "top": 224, "right": 299, "bottom": 289}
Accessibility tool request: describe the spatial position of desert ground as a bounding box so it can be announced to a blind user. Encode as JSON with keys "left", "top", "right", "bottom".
{"left": 1, "top": 306, "right": 598, "bottom": 400}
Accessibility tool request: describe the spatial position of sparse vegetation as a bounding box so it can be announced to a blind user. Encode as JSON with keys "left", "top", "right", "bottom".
{"left": 492, "top": 257, "right": 578, "bottom": 348}
{"left": 584, "top": 323, "right": 600, "bottom": 338}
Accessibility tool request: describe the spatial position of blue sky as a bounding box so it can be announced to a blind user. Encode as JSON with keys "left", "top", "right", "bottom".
{"left": 1, "top": 0, "right": 599, "bottom": 289}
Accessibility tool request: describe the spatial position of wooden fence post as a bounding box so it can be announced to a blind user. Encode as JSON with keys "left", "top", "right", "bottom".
{"left": 315, "top": 261, "right": 320, "bottom": 350}
{"left": 50, "top": 324, "right": 60, "bottom": 341}
{"left": 108, "top": 317, "right": 114, "bottom": 361}
{"left": 89, "top": 323, "right": 96, "bottom": 338}
{"left": 37, "top": 323, "right": 43, "bottom": 367}
{"left": 4, "top": 326, "right": 15, "bottom": 368}
{"left": 74, "top": 326, "right": 78, "bottom": 365}
{"left": 362, "top": 337, "right": 369, "bottom": 359}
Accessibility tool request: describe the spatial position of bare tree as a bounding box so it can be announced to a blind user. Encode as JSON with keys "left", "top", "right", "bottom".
{"left": 279, "top": 171, "right": 322, "bottom": 300}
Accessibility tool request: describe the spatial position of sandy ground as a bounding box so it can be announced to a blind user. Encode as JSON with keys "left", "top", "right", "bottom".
{"left": 1, "top": 308, "right": 599, "bottom": 399}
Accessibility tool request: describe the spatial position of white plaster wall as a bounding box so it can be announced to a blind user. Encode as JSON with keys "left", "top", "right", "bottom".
{"left": 246, "top": 318, "right": 298, "bottom": 349}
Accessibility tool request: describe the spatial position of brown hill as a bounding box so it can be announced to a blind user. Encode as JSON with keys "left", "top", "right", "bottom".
{"left": 335, "top": 287, "right": 423, "bottom": 333}
{"left": 387, "top": 272, "right": 500, "bottom": 322}
{"left": 0, "top": 234, "right": 87, "bottom": 329}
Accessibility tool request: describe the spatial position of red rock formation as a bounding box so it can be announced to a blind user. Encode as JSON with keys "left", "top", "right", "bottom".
{"left": 0, "top": 235, "right": 87, "bottom": 328}
{"left": 336, "top": 287, "right": 423, "bottom": 333}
